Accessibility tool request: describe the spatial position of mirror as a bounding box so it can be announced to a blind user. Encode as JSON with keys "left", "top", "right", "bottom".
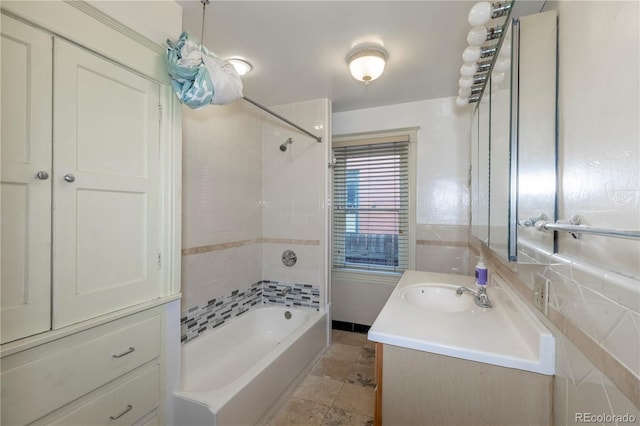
{"left": 510, "top": 10, "right": 558, "bottom": 260}
{"left": 471, "top": 97, "right": 490, "bottom": 244}
{"left": 470, "top": 8, "right": 558, "bottom": 262}
{"left": 470, "top": 106, "right": 482, "bottom": 241}
{"left": 488, "top": 24, "right": 513, "bottom": 258}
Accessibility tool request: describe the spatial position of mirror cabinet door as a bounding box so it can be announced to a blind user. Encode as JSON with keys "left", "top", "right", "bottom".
{"left": 471, "top": 105, "right": 483, "bottom": 242}
{"left": 469, "top": 7, "right": 557, "bottom": 263}
{"left": 489, "top": 24, "right": 513, "bottom": 258}
{"left": 474, "top": 97, "right": 490, "bottom": 244}
{"left": 509, "top": 10, "right": 558, "bottom": 261}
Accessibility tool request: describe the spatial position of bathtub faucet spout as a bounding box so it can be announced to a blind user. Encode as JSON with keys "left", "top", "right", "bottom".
{"left": 278, "top": 286, "right": 294, "bottom": 297}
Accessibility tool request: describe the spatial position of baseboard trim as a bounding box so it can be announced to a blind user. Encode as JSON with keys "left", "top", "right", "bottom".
{"left": 332, "top": 320, "right": 370, "bottom": 334}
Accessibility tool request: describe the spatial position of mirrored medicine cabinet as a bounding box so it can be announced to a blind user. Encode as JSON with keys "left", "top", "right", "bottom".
{"left": 470, "top": 8, "right": 558, "bottom": 262}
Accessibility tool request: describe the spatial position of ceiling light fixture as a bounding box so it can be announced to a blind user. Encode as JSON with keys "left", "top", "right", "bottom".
{"left": 348, "top": 47, "right": 387, "bottom": 84}
{"left": 227, "top": 57, "right": 253, "bottom": 76}
{"left": 468, "top": 1, "right": 512, "bottom": 27}
{"left": 456, "top": 1, "right": 513, "bottom": 107}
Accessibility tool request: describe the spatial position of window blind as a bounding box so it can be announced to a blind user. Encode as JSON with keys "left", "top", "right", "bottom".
{"left": 332, "top": 139, "right": 410, "bottom": 273}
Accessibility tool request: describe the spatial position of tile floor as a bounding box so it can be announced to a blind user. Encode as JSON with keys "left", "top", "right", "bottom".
{"left": 266, "top": 330, "right": 376, "bottom": 426}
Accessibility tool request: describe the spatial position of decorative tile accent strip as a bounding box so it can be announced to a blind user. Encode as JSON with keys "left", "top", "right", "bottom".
{"left": 416, "top": 239, "right": 468, "bottom": 247}
{"left": 180, "top": 281, "right": 262, "bottom": 343}
{"left": 261, "top": 238, "right": 320, "bottom": 246}
{"left": 180, "top": 280, "right": 321, "bottom": 343}
{"left": 182, "top": 239, "right": 260, "bottom": 256}
{"left": 182, "top": 238, "right": 320, "bottom": 257}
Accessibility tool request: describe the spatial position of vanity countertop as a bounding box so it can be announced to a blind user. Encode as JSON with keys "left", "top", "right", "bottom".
{"left": 368, "top": 270, "right": 554, "bottom": 375}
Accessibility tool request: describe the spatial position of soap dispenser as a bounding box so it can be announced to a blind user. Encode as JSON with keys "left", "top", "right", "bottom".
{"left": 475, "top": 258, "right": 488, "bottom": 286}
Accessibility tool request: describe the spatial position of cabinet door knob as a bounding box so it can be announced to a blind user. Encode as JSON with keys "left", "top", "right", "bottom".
{"left": 36, "top": 171, "right": 49, "bottom": 180}
{"left": 63, "top": 174, "right": 75, "bottom": 183}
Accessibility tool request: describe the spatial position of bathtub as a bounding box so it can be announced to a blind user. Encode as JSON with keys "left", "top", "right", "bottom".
{"left": 173, "top": 305, "right": 327, "bottom": 426}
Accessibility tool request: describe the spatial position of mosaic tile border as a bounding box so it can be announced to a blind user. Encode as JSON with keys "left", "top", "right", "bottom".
{"left": 180, "top": 280, "right": 320, "bottom": 343}
{"left": 181, "top": 281, "right": 262, "bottom": 343}
{"left": 262, "top": 280, "right": 321, "bottom": 310}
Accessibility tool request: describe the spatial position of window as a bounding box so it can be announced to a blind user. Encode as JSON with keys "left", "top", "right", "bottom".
{"left": 332, "top": 134, "right": 411, "bottom": 273}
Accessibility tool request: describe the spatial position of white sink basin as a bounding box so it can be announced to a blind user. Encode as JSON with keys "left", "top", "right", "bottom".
{"left": 400, "top": 283, "right": 473, "bottom": 313}
{"left": 368, "top": 270, "right": 555, "bottom": 376}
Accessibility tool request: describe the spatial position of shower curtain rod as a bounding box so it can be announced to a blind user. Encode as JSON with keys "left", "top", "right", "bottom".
{"left": 242, "top": 96, "right": 323, "bottom": 143}
{"left": 198, "top": 1, "right": 321, "bottom": 143}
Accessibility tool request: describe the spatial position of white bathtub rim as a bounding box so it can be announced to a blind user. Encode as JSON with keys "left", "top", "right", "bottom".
{"left": 175, "top": 306, "right": 326, "bottom": 414}
{"left": 181, "top": 305, "right": 313, "bottom": 391}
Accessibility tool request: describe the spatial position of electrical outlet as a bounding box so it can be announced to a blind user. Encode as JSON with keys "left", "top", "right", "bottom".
{"left": 533, "top": 273, "right": 549, "bottom": 315}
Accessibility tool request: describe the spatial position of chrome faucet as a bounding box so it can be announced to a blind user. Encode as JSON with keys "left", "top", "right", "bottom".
{"left": 456, "top": 285, "right": 493, "bottom": 309}
{"left": 278, "top": 285, "right": 294, "bottom": 297}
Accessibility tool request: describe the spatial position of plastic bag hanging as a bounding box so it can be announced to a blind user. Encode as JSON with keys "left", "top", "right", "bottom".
{"left": 166, "top": 32, "right": 243, "bottom": 109}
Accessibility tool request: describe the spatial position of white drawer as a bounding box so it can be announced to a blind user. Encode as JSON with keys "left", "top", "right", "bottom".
{"left": 47, "top": 365, "right": 160, "bottom": 426}
{"left": 136, "top": 413, "right": 160, "bottom": 426}
{"left": 1, "top": 313, "right": 161, "bottom": 425}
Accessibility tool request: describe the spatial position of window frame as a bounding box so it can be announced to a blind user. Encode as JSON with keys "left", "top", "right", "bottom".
{"left": 331, "top": 127, "right": 417, "bottom": 279}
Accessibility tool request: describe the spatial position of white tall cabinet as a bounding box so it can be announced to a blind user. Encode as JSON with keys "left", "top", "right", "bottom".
{"left": 1, "top": 15, "right": 54, "bottom": 343}
{"left": 53, "top": 38, "right": 162, "bottom": 328}
{"left": 1, "top": 2, "right": 181, "bottom": 424}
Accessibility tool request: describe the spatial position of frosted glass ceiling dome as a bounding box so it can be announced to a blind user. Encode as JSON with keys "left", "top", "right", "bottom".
{"left": 348, "top": 47, "right": 387, "bottom": 83}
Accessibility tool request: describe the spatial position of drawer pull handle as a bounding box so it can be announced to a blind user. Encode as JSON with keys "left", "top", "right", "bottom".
{"left": 109, "top": 404, "right": 132, "bottom": 420}
{"left": 112, "top": 347, "right": 135, "bottom": 358}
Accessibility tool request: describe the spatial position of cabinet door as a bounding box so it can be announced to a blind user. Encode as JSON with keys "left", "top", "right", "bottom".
{"left": 0, "top": 15, "right": 53, "bottom": 343}
{"left": 53, "top": 39, "right": 161, "bottom": 328}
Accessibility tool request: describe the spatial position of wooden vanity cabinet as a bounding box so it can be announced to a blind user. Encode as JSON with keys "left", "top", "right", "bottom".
{"left": 375, "top": 343, "right": 552, "bottom": 426}
{"left": 374, "top": 343, "right": 383, "bottom": 426}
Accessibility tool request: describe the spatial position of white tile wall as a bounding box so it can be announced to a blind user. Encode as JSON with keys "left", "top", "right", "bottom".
{"left": 603, "top": 312, "right": 640, "bottom": 378}
{"left": 415, "top": 244, "right": 469, "bottom": 276}
{"left": 182, "top": 102, "right": 262, "bottom": 249}
{"left": 331, "top": 97, "right": 472, "bottom": 324}
{"left": 261, "top": 99, "right": 329, "bottom": 309}
{"left": 551, "top": 2, "right": 638, "bottom": 418}
{"left": 262, "top": 99, "right": 328, "bottom": 242}
{"left": 504, "top": 242, "right": 640, "bottom": 417}
{"left": 552, "top": 0, "right": 639, "bottom": 279}
{"left": 180, "top": 244, "right": 262, "bottom": 312}
{"left": 479, "top": 2, "right": 640, "bottom": 420}
{"left": 415, "top": 224, "right": 470, "bottom": 275}
{"left": 416, "top": 223, "right": 469, "bottom": 243}
{"left": 333, "top": 97, "right": 472, "bottom": 227}
{"left": 181, "top": 98, "right": 329, "bottom": 315}
{"left": 506, "top": 257, "right": 640, "bottom": 426}
{"left": 262, "top": 243, "right": 324, "bottom": 303}
{"left": 550, "top": 261, "right": 640, "bottom": 377}
{"left": 554, "top": 330, "right": 640, "bottom": 425}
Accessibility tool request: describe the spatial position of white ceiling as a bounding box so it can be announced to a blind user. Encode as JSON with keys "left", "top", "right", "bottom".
{"left": 179, "top": 1, "right": 543, "bottom": 112}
